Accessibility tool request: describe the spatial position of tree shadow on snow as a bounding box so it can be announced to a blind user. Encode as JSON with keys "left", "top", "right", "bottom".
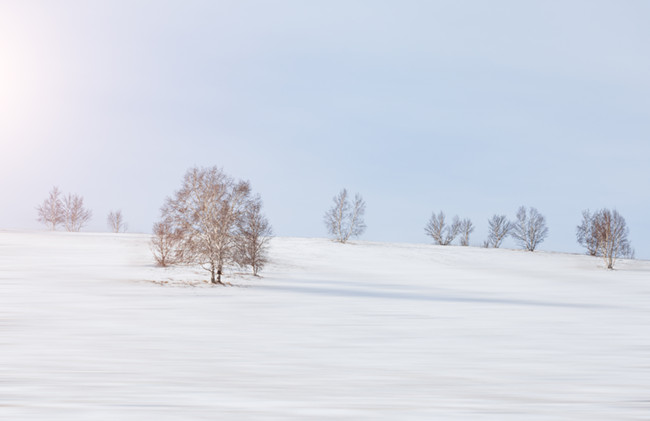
{"left": 255, "top": 283, "right": 616, "bottom": 310}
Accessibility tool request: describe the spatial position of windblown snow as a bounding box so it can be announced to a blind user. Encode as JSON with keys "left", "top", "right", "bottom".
{"left": 1, "top": 231, "right": 650, "bottom": 420}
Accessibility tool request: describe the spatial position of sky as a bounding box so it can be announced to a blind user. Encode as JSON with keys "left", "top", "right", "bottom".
{"left": 1, "top": 0, "right": 649, "bottom": 258}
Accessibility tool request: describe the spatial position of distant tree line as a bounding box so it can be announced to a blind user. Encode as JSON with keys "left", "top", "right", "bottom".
{"left": 422, "top": 205, "right": 633, "bottom": 269}
{"left": 320, "top": 188, "right": 633, "bottom": 270}
{"left": 424, "top": 206, "right": 549, "bottom": 251}
{"left": 36, "top": 187, "right": 128, "bottom": 233}
{"left": 35, "top": 180, "right": 635, "bottom": 275}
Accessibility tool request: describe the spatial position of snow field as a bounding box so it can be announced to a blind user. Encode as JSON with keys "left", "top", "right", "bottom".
{"left": 1, "top": 231, "right": 649, "bottom": 420}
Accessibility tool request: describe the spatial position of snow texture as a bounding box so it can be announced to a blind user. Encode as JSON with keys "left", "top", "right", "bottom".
{"left": 1, "top": 231, "right": 650, "bottom": 420}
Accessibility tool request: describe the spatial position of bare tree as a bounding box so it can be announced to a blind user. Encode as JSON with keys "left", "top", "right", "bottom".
{"left": 424, "top": 211, "right": 445, "bottom": 244}
{"left": 425, "top": 211, "right": 461, "bottom": 245}
{"left": 62, "top": 193, "right": 92, "bottom": 232}
{"left": 235, "top": 195, "right": 273, "bottom": 276}
{"left": 107, "top": 210, "right": 128, "bottom": 233}
{"left": 36, "top": 186, "right": 64, "bottom": 230}
{"left": 576, "top": 210, "right": 599, "bottom": 256}
{"left": 486, "top": 214, "right": 511, "bottom": 248}
{"left": 591, "top": 209, "right": 632, "bottom": 269}
{"left": 324, "top": 189, "right": 366, "bottom": 243}
{"left": 151, "top": 219, "right": 182, "bottom": 267}
{"left": 159, "top": 166, "right": 257, "bottom": 284}
{"left": 459, "top": 218, "right": 474, "bottom": 246}
{"left": 510, "top": 206, "right": 549, "bottom": 251}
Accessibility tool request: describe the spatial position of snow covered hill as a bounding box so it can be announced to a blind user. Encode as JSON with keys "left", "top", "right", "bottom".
{"left": 1, "top": 231, "right": 649, "bottom": 420}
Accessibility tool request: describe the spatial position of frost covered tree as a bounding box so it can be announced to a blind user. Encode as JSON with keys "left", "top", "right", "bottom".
{"left": 459, "top": 218, "right": 474, "bottom": 246}
{"left": 235, "top": 195, "right": 273, "bottom": 276}
{"left": 510, "top": 206, "right": 549, "bottom": 251}
{"left": 36, "top": 186, "right": 64, "bottom": 230}
{"left": 107, "top": 210, "right": 127, "bottom": 233}
{"left": 425, "top": 211, "right": 461, "bottom": 245}
{"left": 324, "top": 189, "right": 366, "bottom": 243}
{"left": 62, "top": 193, "right": 92, "bottom": 232}
{"left": 486, "top": 214, "right": 511, "bottom": 248}
{"left": 156, "top": 166, "right": 271, "bottom": 284}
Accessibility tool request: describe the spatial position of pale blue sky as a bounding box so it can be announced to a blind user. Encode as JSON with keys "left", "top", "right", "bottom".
{"left": 1, "top": 1, "right": 649, "bottom": 257}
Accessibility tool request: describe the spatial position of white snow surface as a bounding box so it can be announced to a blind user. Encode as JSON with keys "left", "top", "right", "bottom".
{"left": 1, "top": 231, "right": 650, "bottom": 420}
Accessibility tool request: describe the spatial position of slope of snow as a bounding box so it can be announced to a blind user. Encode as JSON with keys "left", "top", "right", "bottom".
{"left": 1, "top": 231, "right": 650, "bottom": 420}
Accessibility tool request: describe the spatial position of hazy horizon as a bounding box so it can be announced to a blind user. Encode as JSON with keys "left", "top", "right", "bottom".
{"left": 1, "top": 1, "right": 649, "bottom": 258}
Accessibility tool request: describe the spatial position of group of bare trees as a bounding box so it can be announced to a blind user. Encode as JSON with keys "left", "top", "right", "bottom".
{"left": 37, "top": 187, "right": 128, "bottom": 233}
{"left": 422, "top": 205, "right": 633, "bottom": 269}
{"left": 36, "top": 180, "right": 635, "bottom": 275}
{"left": 36, "top": 186, "right": 93, "bottom": 232}
{"left": 484, "top": 207, "right": 549, "bottom": 251}
{"left": 577, "top": 208, "right": 633, "bottom": 269}
{"left": 424, "top": 212, "right": 474, "bottom": 246}
{"left": 424, "top": 206, "right": 549, "bottom": 252}
{"left": 151, "top": 166, "right": 272, "bottom": 284}
{"left": 324, "top": 189, "right": 366, "bottom": 243}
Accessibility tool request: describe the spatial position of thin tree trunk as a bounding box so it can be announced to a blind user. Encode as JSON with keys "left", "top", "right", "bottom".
{"left": 210, "top": 262, "right": 217, "bottom": 284}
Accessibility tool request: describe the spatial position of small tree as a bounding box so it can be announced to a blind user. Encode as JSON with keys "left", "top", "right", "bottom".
{"left": 107, "top": 210, "right": 127, "bottom": 233}
{"left": 62, "top": 193, "right": 92, "bottom": 232}
{"left": 510, "top": 206, "right": 549, "bottom": 251}
{"left": 592, "top": 209, "right": 632, "bottom": 269}
{"left": 425, "top": 211, "right": 460, "bottom": 245}
{"left": 486, "top": 214, "right": 511, "bottom": 248}
{"left": 324, "top": 189, "right": 366, "bottom": 243}
{"left": 235, "top": 195, "right": 273, "bottom": 276}
{"left": 459, "top": 218, "right": 474, "bottom": 246}
{"left": 36, "top": 186, "right": 65, "bottom": 230}
{"left": 151, "top": 219, "right": 181, "bottom": 267}
{"left": 576, "top": 210, "right": 599, "bottom": 256}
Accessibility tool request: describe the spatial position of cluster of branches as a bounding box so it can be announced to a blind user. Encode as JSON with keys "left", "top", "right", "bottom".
{"left": 36, "top": 186, "right": 93, "bottom": 232}
{"left": 151, "top": 166, "right": 272, "bottom": 284}
{"left": 324, "top": 188, "right": 366, "bottom": 243}
{"left": 577, "top": 209, "right": 633, "bottom": 269}
{"left": 424, "top": 212, "right": 474, "bottom": 246}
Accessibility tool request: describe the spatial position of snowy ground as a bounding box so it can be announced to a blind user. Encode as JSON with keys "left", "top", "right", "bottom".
{"left": 1, "top": 231, "right": 650, "bottom": 420}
